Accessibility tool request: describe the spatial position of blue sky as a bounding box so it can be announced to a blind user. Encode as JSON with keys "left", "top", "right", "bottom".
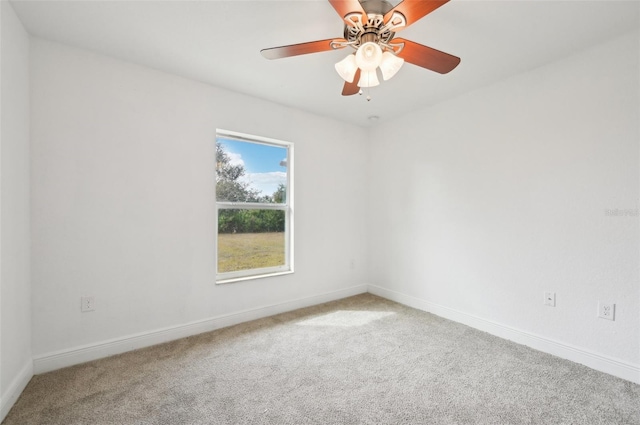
{"left": 218, "top": 138, "right": 287, "bottom": 197}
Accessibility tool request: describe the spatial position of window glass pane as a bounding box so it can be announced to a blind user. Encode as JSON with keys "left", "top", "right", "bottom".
{"left": 217, "top": 209, "right": 286, "bottom": 273}
{"left": 216, "top": 138, "right": 288, "bottom": 204}
{"left": 215, "top": 130, "right": 292, "bottom": 282}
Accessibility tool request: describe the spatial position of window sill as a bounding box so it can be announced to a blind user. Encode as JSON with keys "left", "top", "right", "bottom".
{"left": 216, "top": 270, "right": 294, "bottom": 285}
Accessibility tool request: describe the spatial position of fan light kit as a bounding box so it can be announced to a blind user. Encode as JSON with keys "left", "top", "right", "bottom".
{"left": 261, "top": 0, "right": 461, "bottom": 98}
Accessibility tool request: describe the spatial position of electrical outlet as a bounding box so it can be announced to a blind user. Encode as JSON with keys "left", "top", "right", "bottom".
{"left": 544, "top": 291, "right": 556, "bottom": 307}
{"left": 81, "top": 296, "right": 95, "bottom": 312}
{"left": 598, "top": 302, "right": 615, "bottom": 321}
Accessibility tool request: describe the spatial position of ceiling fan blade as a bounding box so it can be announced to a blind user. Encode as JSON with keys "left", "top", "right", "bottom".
{"left": 384, "top": 0, "right": 450, "bottom": 30}
{"left": 261, "top": 39, "right": 346, "bottom": 60}
{"left": 394, "top": 38, "right": 460, "bottom": 74}
{"left": 342, "top": 69, "right": 361, "bottom": 96}
{"left": 328, "top": 0, "right": 366, "bottom": 20}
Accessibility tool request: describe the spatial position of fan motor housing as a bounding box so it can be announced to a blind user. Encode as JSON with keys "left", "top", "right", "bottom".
{"left": 360, "top": 0, "right": 394, "bottom": 15}
{"left": 343, "top": 0, "right": 396, "bottom": 48}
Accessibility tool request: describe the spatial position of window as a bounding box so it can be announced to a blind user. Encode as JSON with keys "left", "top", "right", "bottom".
{"left": 215, "top": 129, "right": 293, "bottom": 283}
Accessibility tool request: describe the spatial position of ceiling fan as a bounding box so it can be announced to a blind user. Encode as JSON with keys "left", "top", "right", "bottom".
{"left": 261, "top": 0, "right": 461, "bottom": 97}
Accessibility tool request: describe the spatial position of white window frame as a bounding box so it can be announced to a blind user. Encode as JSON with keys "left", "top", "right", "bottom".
{"left": 215, "top": 129, "right": 294, "bottom": 284}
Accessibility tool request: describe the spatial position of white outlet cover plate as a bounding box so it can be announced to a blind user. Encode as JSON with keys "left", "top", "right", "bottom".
{"left": 598, "top": 302, "right": 615, "bottom": 321}
{"left": 81, "top": 296, "right": 95, "bottom": 312}
{"left": 544, "top": 291, "right": 556, "bottom": 307}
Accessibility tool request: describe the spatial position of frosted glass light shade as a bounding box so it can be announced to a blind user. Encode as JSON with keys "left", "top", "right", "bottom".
{"left": 335, "top": 54, "right": 358, "bottom": 83}
{"left": 355, "top": 42, "right": 383, "bottom": 71}
{"left": 379, "top": 51, "right": 404, "bottom": 81}
{"left": 357, "top": 69, "right": 380, "bottom": 88}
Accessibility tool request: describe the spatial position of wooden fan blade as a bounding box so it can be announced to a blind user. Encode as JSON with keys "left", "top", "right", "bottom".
{"left": 395, "top": 38, "right": 460, "bottom": 74}
{"left": 329, "top": 0, "right": 366, "bottom": 20}
{"left": 342, "top": 69, "right": 361, "bottom": 96}
{"left": 384, "top": 0, "right": 450, "bottom": 30}
{"left": 261, "top": 39, "right": 346, "bottom": 60}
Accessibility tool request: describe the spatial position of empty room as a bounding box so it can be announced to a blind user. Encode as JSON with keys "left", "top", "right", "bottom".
{"left": 1, "top": 0, "right": 639, "bottom": 423}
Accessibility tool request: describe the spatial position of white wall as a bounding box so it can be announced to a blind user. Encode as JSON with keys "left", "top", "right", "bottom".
{"left": 0, "top": 0, "right": 32, "bottom": 419}
{"left": 368, "top": 31, "right": 639, "bottom": 378}
{"left": 29, "top": 38, "right": 368, "bottom": 362}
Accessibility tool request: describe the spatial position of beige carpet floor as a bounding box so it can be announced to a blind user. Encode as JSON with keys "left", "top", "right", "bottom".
{"left": 3, "top": 294, "right": 639, "bottom": 424}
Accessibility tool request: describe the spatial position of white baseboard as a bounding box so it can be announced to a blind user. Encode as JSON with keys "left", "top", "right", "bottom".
{"left": 0, "top": 359, "right": 34, "bottom": 423}
{"left": 33, "top": 284, "right": 368, "bottom": 374}
{"left": 368, "top": 284, "right": 640, "bottom": 385}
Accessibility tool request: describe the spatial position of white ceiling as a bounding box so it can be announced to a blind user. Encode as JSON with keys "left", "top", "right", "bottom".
{"left": 11, "top": 0, "right": 640, "bottom": 127}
